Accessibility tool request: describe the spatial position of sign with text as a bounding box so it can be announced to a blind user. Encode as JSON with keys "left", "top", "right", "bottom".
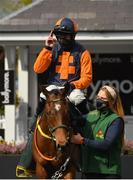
{"left": 0, "top": 70, "right": 14, "bottom": 105}
{"left": 87, "top": 54, "right": 133, "bottom": 115}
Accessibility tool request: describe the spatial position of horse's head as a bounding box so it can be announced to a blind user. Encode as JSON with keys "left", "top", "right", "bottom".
{"left": 42, "top": 87, "right": 70, "bottom": 146}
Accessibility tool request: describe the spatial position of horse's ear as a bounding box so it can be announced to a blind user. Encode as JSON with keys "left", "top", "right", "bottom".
{"left": 63, "top": 82, "right": 72, "bottom": 95}
{"left": 60, "top": 85, "right": 69, "bottom": 97}
{"left": 40, "top": 85, "right": 49, "bottom": 96}
{"left": 60, "top": 88, "right": 66, "bottom": 97}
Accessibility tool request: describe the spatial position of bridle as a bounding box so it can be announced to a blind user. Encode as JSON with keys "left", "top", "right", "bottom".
{"left": 45, "top": 97, "right": 69, "bottom": 134}
{"left": 34, "top": 97, "right": 71, "bottom": 161}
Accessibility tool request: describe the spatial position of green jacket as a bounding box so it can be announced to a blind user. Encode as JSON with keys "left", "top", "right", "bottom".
{"left": 81, "top": 110, "right": 123, "bottom": 175}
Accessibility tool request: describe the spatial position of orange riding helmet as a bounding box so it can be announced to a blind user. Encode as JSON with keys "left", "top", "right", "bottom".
{"left": 53, "top": 17, "right": 78, "bottom": 36}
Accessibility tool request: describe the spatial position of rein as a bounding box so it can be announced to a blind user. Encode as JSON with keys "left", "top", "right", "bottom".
{"left": 34, "top": 116, "right": 56, "bottom": 161}
{"left": 37, "top": 117, "right": 56, "bottom": 141}
{"left": 34, "top": 107, "right": 69, "bottom": 161}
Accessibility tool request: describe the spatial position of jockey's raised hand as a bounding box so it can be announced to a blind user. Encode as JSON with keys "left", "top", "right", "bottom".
{"left": 45, "top": 31, "right": 56, "bottom": 48}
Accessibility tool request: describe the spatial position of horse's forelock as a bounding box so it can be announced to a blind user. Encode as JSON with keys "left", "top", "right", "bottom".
{"left": 50, "top": 89, "right": 61, "bottom": 95}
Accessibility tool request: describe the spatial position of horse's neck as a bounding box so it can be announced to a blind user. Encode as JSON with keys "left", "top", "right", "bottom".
{"left": 41, "top": 114, "right": 52, "bottom": 135}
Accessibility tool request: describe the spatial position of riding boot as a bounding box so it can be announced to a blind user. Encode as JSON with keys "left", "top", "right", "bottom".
{"left": 16, "top": 132, "right": 35, "bottom": 177}
{"left": 16, "top": 97, "right": 46, "bottom": 178}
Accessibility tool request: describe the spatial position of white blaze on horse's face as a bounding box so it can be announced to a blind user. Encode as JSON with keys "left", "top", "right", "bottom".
{"left": 55, "top": 103, "right": 61, "bottom": 111}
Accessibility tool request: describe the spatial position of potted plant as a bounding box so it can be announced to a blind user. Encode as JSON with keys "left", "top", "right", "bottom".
{"left": 0, "top": 140, "right": 26, "bottom": 178}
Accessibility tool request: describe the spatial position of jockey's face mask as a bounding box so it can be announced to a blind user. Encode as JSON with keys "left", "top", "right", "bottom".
{"left": 54, "top": 31, "right": 75, "bottom": 50}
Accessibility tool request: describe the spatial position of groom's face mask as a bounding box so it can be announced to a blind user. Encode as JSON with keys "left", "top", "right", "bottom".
{"left": 95, "top": 98, "right": 109, "bottom": 111}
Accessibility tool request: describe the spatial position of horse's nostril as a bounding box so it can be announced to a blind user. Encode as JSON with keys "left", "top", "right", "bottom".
{"left": 57, "top": 139, "right": 68, "bottom": 146}
{"left": 60, "top": 142, "right": 67, "bottom": 147}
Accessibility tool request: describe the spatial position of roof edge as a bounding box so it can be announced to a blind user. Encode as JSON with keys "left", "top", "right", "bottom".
{"left": 0, "top": 30, "right": 133, "bottom": 33}
{"left": 1, "top": 32, "right": 133, "bottom": 42}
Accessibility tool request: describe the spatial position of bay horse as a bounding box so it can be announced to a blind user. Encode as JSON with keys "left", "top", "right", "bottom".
{"left": 32, "top": 87, "right": 77, "bottom": 179}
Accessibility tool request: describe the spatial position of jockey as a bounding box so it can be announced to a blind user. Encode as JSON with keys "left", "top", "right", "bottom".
{"left": 34, "top": 17, "right": 92, "bottom": 115}
{"left": 16, "top": 17, "right": 92, "bottom": 177}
